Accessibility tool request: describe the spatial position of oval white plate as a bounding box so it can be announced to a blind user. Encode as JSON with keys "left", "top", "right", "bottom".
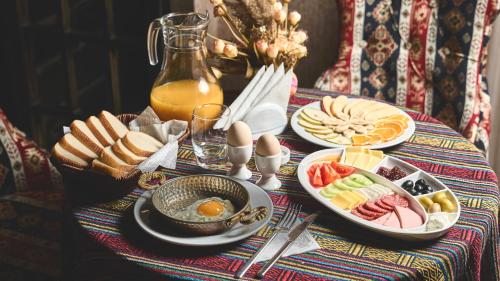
{"left": 290, "top": 100, "right": 416, "bottom": 149}
{"left": 134, "top": 176, "right": 273, "bottom": 246}
{"left": 297, "top": 149, "right": 460, "bottom": 241}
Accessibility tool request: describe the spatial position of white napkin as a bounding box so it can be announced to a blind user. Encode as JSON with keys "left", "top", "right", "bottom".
{"left": 129, "top": 107, "right": 188, "bottom": 172}
{"left": 254, "top": 220, "right": 320, "bottom": 262}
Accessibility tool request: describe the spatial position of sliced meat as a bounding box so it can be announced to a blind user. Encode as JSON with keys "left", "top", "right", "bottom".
{"left": 365, "top": 201, "right": 390, "bottom": 214}
{"left": 351, "top": 208, "right": 374, "bottom": 221}
{"left": 371, "top": 212, "right": 392, "bottom": 225}
{"left": 375, "top": 200, "right": 394, "bottom": 211}
{"left": 392, "top": 195, "right": 409, "bottom": 208}
{"left": 356, "top": 204, "right": 384, "bottom": 218}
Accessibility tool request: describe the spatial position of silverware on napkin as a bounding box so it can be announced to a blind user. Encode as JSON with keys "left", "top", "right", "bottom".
{"left": 234, "top": 203, "right": 302, "bottom": 279}
{"left": 256, "top": 212, "right": 320, "bottom": 279}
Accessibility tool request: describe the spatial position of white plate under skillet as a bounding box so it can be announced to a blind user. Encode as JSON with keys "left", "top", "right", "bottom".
{"left": 297, "top": 149, "right": 460, "bottom": 241}
{"left": 290, "top": 100, "right": 416, "bottom": 149}
{"left": 134, "top": 176, "right": 273, "bottom": 247}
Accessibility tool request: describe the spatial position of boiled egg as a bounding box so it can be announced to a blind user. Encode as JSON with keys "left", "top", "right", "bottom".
{"left": 256, "top": 133, "right": 281, "bottom": 156}
{"left": 227, "top": 121, "right": 252, "bottom": 147}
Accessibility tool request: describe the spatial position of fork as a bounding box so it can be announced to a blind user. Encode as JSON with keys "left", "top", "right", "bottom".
{"left": 234, "top": 202, "right": 302, "bottom": 279}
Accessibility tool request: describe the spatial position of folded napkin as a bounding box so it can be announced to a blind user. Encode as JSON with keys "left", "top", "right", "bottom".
{"left": 129, "top": 107, "right": 188, "bottom": 172}
{"left": 254, "top": 220, "right": 320, "bottom": 263}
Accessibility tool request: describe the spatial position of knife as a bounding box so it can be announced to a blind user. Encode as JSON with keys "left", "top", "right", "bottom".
{"left": 256, "top": 212, "right": 319, "bottom": 278}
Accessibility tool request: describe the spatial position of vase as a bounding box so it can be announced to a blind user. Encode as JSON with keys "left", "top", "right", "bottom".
{"left": 291, "top": 71, "right": 298, "bottom": 96}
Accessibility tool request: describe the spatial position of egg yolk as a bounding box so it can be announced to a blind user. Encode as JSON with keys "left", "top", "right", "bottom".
{"left": 197, "top": 200, "right": 224, "bottom": 217}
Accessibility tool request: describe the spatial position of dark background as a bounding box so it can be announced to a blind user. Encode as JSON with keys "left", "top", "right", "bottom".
{"left": 0, "top": 0, "right": 339, "bottom": 149}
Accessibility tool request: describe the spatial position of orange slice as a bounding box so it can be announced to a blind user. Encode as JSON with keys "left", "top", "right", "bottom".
{"left": 383, "top": 114, "right": 410, "bottom": 125}
{"left": 376, "top": 119, "right": 407, "bottom": 129}
{"left": 374, "top": 121, "right": 403, "bottom": 136}
{"left": 352, "top": 135, "right": 371, "bottom": 146}
{"left": 370, "top": 128, "right": 397, "bottom": 141}
{"left": 367, "top": 134, "right": 382, "bottom": 144}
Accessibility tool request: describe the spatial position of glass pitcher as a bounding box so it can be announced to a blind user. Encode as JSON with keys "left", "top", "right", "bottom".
{"left": 147, "top": 12, "right": 224, "bottom": 123}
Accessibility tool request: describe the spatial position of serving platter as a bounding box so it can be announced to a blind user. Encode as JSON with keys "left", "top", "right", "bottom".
{"left": 297, "top": 148, "right": 460, "bottom": 241}
{"left": 290, "top": 100, "right": 416, "bottom": 149}
{"left": 134, "top": 176, "right": 273, "bottom": 246}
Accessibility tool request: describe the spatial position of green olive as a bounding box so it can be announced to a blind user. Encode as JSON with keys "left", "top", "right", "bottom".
{"left": 428, "top": 203, "right": 442, "bottom": 213}
{"left": 433, "top": 192, "right": 448, "bottom": 204}
{"left": 419, "top": 197, "right": 433, "bottom": 209}
{"left": 440, "top": 199, "right": 456, "bottom": 212}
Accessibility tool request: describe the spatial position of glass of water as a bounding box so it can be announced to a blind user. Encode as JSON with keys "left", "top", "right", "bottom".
{"left": 191, "top": 104, "right": 230, "bottom": 169}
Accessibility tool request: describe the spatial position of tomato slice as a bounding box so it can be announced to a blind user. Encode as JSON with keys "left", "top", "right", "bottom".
{"left": 332, "top": 162, "right": 355, "bottom": 178}
{"left": 311, "top": 167, "right": 324, "bottom": 187}
{"left": 307, "top": 163, "right": 320, "bottom": 179}
{"left": 321, "top": 164, "right": 340, "bottom": 185}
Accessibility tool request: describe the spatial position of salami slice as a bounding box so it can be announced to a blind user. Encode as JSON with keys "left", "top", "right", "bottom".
{"left": 365, "top": 201, "right": 390, "bottom": 214}
{"left": 375, "top": 200, "right": 394, "bottom": 211}
{"left": 393, "top": 195, "right": 409, "bottom": 208}
{"left": 351, "top": 208, "right": 374, "bottom": 220}
{"left": 357, "top": 204, "right": 384, "bottom": 218}
{"left": 382, "top": 194, "right": 409, "bottom": 208}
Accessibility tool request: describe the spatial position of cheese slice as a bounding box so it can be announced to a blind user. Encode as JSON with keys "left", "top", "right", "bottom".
{"left": 353, "top": 153, "right": 371, "bottom": 170}
{"left": 344, "top": 147, "right": 364, "bottom": 165}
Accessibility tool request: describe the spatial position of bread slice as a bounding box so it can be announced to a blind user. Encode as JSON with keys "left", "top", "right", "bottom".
{"left": 122, "top": 131, "right": 163, "bottom": 157}
{"left": 86, "top": 116, "right": 115, "bottom": 146}
{"left": 52, "top": 142, "right": 89, "bottom": 169}
{"left": 70, "top": 120, "right": 104, "bottom": 155}
{"left": 100, "top": 146, "right": 134, "bottom": 171}
{"left": 59, "top": 133, "right": 99, "bottom": 161}
{"left": 112, "top": 139, "right": 147, "bottom": 165}
{"left": 91, "top": 159, "right": 128, "bottom": 179}
{"left": 99, "top": 110, "right": 129, "bottom": 141}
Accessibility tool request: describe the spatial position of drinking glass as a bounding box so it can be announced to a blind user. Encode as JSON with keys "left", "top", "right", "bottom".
{"left": 191, "top": 104, "right": 230, "bottom": 169}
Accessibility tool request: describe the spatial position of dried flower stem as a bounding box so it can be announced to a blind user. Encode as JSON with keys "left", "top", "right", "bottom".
{"left": 218, "top": 5, "right": 250, "bottom": 47}
{"left": 221, "top": 16, "right": 249, "bottom": 47}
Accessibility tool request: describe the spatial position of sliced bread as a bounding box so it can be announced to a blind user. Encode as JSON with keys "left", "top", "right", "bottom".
{"left": 112, "top": 139, "right": 147, "bottom": 165}
{"left": 122, "top": 131, "right": 163, "bottom": 157}
{"left": 91, "top": 159, "right": 128, "bottom": 179}
{"left": 52, "top": 142, "right": 89, "bottom": 169}
{"left": 59, "top": 133, "right": 99, "bottom": 161}
{"left": 86, "top": 116, "right": 115, "bottom": 146}
{"left": 70, "top": 120, "right": 104, "bottom": 155}
{"left": 99, "top": 110, "right": 129, "bottom": 141}
{"left": 100, "top": 146, "right": 134, "bottom": 171}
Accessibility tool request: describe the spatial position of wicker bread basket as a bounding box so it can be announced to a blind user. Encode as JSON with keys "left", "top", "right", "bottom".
{"left": 51, "top": 114, "right": 190, "bottom": 191}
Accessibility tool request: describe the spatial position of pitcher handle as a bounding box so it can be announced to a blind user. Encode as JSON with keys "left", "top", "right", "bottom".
{"left": 147, "top": 18, "right": 162, "bottom": 66}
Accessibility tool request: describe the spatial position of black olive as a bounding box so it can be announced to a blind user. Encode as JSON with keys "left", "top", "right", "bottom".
{"left": 424, "top": 185, "right": 433, "bottom": 192}
{"left": 415, "top": 192, "right": 423, "bottom": 196}
{"left": 402, "top": 180, "right": 414, "bottom": 189}
{"left": 415, "top": 179, "right": 426, "bottom": 186}
{"left": 408, "top": 188, "right": 417, "bottom": 195}
{"left": 415, "top": 184, "right": 424, "bottom": 192}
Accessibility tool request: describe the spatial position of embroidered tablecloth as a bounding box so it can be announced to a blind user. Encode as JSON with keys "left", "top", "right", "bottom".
{"left": 70, "top": 89, "right": 499, "bottom": 281}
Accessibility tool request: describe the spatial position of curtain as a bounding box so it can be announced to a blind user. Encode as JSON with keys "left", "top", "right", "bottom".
{"left": 488, "top": 18, "right": 500, "bottom": 178}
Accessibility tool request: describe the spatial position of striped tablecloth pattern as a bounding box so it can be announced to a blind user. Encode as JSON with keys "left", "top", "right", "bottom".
{"left": 71, "top": 89, "right": 499, "bottom": 281}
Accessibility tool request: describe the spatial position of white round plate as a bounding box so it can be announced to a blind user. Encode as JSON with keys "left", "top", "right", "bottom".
{"left": 297, "top": 149, "right": 460, "bottom": 241}
{"left": 134, "top": 176, "right": 273, "bottom": 246}
{"left": 290, "top": 100, "right": 416, "bottom": 149}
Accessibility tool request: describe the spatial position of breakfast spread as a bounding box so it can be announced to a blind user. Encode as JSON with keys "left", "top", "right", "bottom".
{"left": 296, "top": 96, "right": 410, "bottom": 146}
{"left": 52, "top": 110, "right": 164, "bottom": 178}
{"left": 298, "top": 148, "right": 461, "bottom": 240}
{"left": 170, "top": 197, "right": 236, "bottom": 222}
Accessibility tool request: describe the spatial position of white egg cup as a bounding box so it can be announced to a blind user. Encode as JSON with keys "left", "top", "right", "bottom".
{"left": 254, "top": 152, "right": 282, "bottom": 191}
{"left": 227, "top": 144, "right": 253, "bottom": 180}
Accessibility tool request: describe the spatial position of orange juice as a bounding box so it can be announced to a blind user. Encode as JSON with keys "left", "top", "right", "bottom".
{"left": 150, "top": 79, "right": 224, "bottom": 123}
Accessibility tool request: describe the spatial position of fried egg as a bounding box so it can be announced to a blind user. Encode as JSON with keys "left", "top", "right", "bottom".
{"left": 172, "top": 197, "right": 235, "bottom": 222}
